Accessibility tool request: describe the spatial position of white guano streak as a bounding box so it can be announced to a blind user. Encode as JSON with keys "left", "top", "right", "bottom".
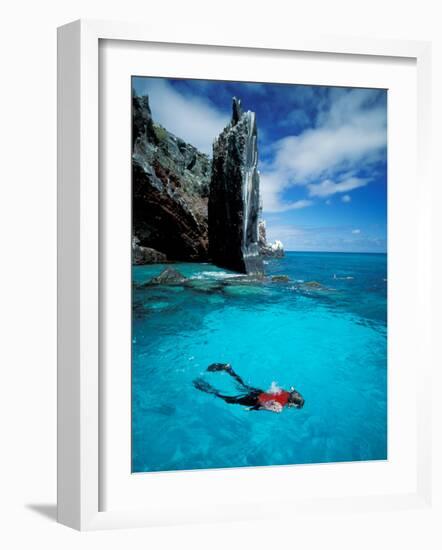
{"left": 242, "top": 111, "right": 258, "bottom": 257}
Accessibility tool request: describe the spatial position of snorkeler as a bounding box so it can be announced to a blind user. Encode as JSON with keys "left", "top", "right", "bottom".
{"left": 193, "top": 363, "right": 304, "bottom": 413}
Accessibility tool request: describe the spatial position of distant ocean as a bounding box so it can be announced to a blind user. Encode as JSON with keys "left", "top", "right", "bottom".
{"left": 132, "top": 251, "right": 387, "bottom": 472}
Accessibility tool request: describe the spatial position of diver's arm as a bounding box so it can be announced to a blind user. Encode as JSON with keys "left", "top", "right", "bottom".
{"left": 247, "top": 400, "right": 283, "bottom": 413}
{"left": 261, "top": 400, "right": 283, "bottom": 413}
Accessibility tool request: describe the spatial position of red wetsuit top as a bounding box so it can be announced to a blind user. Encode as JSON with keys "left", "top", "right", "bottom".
{"left": 257, "top": 390, "right": 290, "bottom": 408}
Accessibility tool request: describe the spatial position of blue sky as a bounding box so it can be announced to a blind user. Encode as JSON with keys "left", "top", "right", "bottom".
{"left": 133, "top": 77, "right": 387, "bottom": 253}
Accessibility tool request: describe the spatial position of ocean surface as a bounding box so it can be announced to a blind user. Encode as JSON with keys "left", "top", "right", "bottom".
{"left": 132, "top": 251, "right": 387, "bottom": 473}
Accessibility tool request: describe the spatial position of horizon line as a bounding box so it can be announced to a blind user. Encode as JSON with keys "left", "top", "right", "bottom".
{"left": 285, "top": 249, "right": 387, "bottom": 254}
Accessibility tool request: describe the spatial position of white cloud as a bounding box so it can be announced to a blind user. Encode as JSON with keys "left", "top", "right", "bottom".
{"left": 260, "top": 88, "right": 386, "bottom": 213}
{"left": 308, "top": 176, "right": 368, "bottom": 198}
{"left": 272, "top": 123, "right": 384, "bottom": 181}
{"left": 352, "top": 228, "right": 361, "bottom": 234}
{"left": 260, "top": 173, "right": 314, "bottom": 213}
{"left": 137, "top": 79, "right": 229, "bottom": 154}
{"left": 290, "top": 199, "right": 313, "bottom": 209}
{"left": 341, "top": 195, "right": 352, "bottom": 203}
{"left": 261, "top": 199, "right": 313, "bottom": 213}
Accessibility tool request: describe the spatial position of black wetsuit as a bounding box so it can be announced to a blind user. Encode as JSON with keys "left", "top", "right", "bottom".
{"left": 193, "top": 363, "right": 263, "bottom": 408}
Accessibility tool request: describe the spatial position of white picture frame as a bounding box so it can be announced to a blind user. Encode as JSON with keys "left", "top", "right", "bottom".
{"left": 57, "top": 19, "right": 433, "bottom": 531}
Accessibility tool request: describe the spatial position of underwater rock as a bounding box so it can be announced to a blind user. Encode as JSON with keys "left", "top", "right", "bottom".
{"left": 223, "top": 274, "right": 264, "bottom": 285}
{"left": 132, "top": 237, "right": 167, "bottom": 265}
{"left": 304, "top": 281, "right": 325, "bottom": 289}
{"left": 271, "top": 275, "right": 290, "bottom": 282}
{"left": 149, "top": 267, "right": 187, "bottom": 285}
{"left": 258, "top": 220, "right": 285, "bottom": 258}
{"left": 132, "top": 94, "right": 211, "bottom": 262}
{"left": 221, "top": 275, "right": 267, "bottom": 296}
{"left": 184, "top": 279, "right": 224, "bottom": 293}
{"left": 298, "top": 281, "right": 333, "bottom": 292}
{"left": 209, "top": 98, "right": 264, "bottom": 276}
{"left": 222, "top": 284, "right": 265, "bottom": 297}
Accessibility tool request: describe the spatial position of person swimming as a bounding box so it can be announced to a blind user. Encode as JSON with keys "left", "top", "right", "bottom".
{"left": 193, "top": 363, "right": 304, "bottom": 413}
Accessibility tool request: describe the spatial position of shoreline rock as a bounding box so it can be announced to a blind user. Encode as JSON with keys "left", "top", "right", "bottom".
{"left": 132, "top": 237, "right": 168, "bottom": 265}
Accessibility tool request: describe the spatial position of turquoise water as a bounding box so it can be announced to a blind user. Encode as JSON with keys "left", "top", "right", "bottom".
{"left": 132, "top": 252, "right": 387, "bottom": 473}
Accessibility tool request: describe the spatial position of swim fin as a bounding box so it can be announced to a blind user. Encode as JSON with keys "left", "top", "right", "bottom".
{"left": 193, "top": 378, "right": 219, "bottom": 395}
{"left": 206, "top": 363, "right": 254, "bottom": 392}
{"left": 207, "top": 363, "right": 232, "bottom": 373}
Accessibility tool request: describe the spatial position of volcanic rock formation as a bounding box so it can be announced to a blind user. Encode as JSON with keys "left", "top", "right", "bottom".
{"left": 132, "top": 236, "right": 168, "bottom": 264}
{"left": 208, "top": 98, "right": 264, "bottom": 275}
{"left": 258, "top": 220, "right": 285, "bottom": 258}
{"left": 132, "top": 94, "right": 211, "bottom": 263}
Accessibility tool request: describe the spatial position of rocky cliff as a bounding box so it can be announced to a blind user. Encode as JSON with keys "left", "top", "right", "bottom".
{"left": 258, "top": 220, "right": 285, "bottom": 258}
{"left": 132, "top": 94, "right": 211, "bottom": 262}
{"left": 208, "top": 98, "right": 264, "bottom": 276}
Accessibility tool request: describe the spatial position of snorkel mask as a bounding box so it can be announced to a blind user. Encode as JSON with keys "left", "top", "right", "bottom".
{"left": 288, "top": 386, "right": 305, "bottom": 408}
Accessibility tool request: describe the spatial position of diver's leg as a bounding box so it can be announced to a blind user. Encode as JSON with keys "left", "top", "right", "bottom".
{"left": 230, "top": 391, "right": 261, "bottom": 407}
{"left": 193, "top": 378, "right": 259, "bottom": 407}
{"left": 206, "top": 363, "right": 257, "bottom": 391}
{"left": 214, "top": 393, "right": 259, "bottom": 406}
